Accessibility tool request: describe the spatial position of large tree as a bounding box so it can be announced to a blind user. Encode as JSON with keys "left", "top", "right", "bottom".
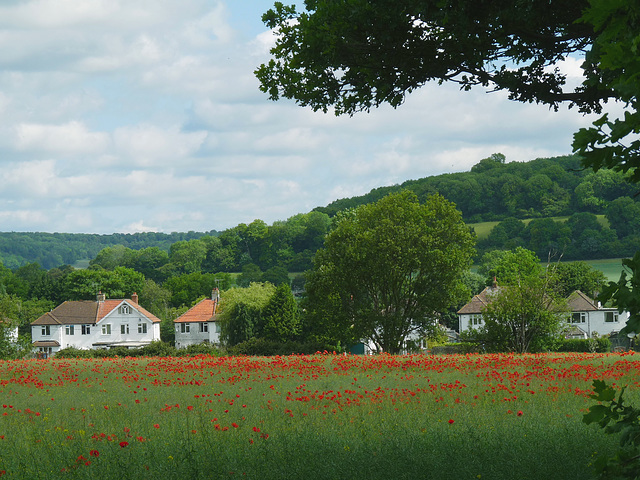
{"left": 479, "top": 275, "right": 567, "bottom": 353}
{"left": 304, "top": 190, "right": 475, "bottom": 354}
{"left": 256, "top": 0, "right": 640, "bottom": 181}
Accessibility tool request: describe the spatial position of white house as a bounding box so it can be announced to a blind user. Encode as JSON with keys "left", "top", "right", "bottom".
{"left": 457, "top": 287, "right": 629, "bottom": 338}
{"left": 565, "top": 290, "right": 628, "bottom": 338}
{"left": 174, "top": 290, "right": 220, "bottom": 349}
{"left": 31, "top": 292, "right": 161, "bottom": 357}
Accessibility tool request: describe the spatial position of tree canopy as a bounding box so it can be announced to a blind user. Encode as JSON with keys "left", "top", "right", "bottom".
{"left": 304, "top": 190, "right": 475, "bottom": 354}
{"left": 479, "top": 275, "right": 567, "bottom": 353}
{"left": 257, "top": 1, "right": 640, "bottom": 181}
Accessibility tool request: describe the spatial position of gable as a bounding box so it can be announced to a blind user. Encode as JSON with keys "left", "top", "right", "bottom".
{"left": 457, "top": 286, "right": 502, "bottom": 315}
{"left": 98, "top": 299, "right": 161, "bottom": 324}
{"left": 566, "top": 290, "right": 599, "bottom": 312}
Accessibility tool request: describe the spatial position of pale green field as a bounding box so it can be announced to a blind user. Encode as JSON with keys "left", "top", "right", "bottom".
{"left": 468, "top": 215, "right": 609, "bottom": 241}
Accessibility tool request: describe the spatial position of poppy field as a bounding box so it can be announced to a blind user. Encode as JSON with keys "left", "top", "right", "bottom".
{"left": 0, "top": 352, "right": 639, "bottom": 479}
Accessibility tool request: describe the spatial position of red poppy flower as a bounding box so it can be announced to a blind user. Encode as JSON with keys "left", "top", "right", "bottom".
{"left": 448, "top": 419, "right": 454, "bottom": 424}
{"left": 517, "top": 410, "right": 523, "bottom": 416}
{"left": 119, "top": 441, "right": 129, "bottom": 448}
{"left": 90, "top": 450, "right": 99, "bottom": 457}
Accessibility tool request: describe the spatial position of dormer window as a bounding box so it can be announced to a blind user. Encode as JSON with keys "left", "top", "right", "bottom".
{"left": 119, "top": 304, "right": 131, "bottom": 315}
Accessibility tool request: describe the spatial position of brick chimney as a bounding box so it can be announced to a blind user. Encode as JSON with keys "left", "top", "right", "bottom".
{"left": 212, "top": 288, "right": 220, "bottom": 302}
{"left": 97, "top": 291, "right": 106, "bottom": 302}
{"left": 131, "top": 292, "right": 139, "bottom": 305}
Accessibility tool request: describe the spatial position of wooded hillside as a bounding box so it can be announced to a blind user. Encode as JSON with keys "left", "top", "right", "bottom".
{"left": 0, "top": 154, "right": 638, "bottom": 270}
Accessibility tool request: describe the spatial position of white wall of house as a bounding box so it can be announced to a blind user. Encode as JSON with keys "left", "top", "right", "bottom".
{"left": 175, "top": 322, "right": 221, "bottom": 349}
{"left": 458, "top": 314, "right": 484, "bottom": 333}
{"left": 31, "top": 324, "right": 63, "bottom": 352}
{"left": 96, "top": 303, "right": 159, "bottom": 346}
{"left": 566, "top": 309, "right": 629, "bottom": 337}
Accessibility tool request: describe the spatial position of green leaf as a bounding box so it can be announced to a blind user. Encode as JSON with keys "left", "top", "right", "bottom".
{"left": 583, "top": 404, "right": 610, "bottom": 425}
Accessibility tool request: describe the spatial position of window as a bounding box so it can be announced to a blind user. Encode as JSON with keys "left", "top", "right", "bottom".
{"left": 214, "top": 323, "right": 221, "bottom": 333}
{"left": 101, "top": 324, "right": 112, "bottom": 335}
{"left": 41, "top": 325, "right": 50, "bottom": 336}
{"left": 200, "top": 322, "right": 208, "bottom": 333}
{"left": 180, "top": 323, "right": 190, "bottom": 334}
{"left": 570, "top": 312, "right": 587, "bottom": 324}
{"left": 605, "top": 312, "right": 619, "bottom": 323}
{"left": 138, "top": 323, "right": 147, "bottom": 334}
{"left": 121, "top": 324, "right": 130, "bottom": 334}
{"left": 470, "top": 314, "right": 483, "bottom": 326}
{"left": 119, "top": 305, "right": 131, "bottom": 315}
{"left": 82, "top": 325, "right": 91, "bottom": 335}
{"left": 65, "top": 325, "right": 75, "bottom": 335}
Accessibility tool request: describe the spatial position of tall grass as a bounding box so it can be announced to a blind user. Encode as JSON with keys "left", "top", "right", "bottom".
{"left": 0, "top": 353, "right": 637, "bottom": 479}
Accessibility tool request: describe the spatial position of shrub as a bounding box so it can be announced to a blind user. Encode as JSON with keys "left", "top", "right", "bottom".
{"left": 54, "top": 347, "right": 94, "bottom": 359}
{"left": 227, "top": 338, "right": 339, "bottom": 356}
{"left": 139, "top": 341, "right": 177, "bottom": 357}
{"left": 175, "top": 342, "right": 222, "bottom": 357}
{"left": 556, "top": 337, "right": 611, "bottom": 353}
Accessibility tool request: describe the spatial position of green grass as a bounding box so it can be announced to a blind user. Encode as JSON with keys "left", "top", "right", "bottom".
{"left": 583, "top": 258, "right": 626, "bottom": 282}
{"left": 0, "top": 353, "right": 635, "bottom": 479}
{"left": 468, "top": 215, "right": 609, "bottom": 240}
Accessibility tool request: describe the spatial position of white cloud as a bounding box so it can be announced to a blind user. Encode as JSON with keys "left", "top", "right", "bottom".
{"left": 113, "top": 125, "right": 207, "bottom": 166}
{"left": 14, "top": 122, "right": 109, "bottom": 155}
{"left": 0, "top": 0, "right": 603, "bottom": 234}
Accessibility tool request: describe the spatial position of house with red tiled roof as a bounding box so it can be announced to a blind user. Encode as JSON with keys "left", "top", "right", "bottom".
{"left": 31, "top": 292, "right": 161, "bottom": 357}
{"left": 174, "top": 289, "right": 220, "bottom": 349}
{"left": 457, "top": 286, "right": 629, "bottom": 338}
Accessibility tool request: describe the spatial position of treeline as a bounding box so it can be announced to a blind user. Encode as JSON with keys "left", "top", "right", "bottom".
{"left": 0, "top": 231, "right": 216, "bottom": 270}
{"left": 315, "top": 154, "right": 638, "bottom": 223}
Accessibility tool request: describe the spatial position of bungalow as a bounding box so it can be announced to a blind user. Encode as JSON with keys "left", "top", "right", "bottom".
{"left": 31, "top": 292, "right": 161, "bottom": 357}
{"left": 174, "top": 289, "right": 221, "bottom": 349}
{"left": 457, "top": 286, "right": 629, "bottom": 338}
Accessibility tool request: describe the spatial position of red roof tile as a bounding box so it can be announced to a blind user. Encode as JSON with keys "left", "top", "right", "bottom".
{"left": 174, "top": 298, "right": 218, "bottom": 324}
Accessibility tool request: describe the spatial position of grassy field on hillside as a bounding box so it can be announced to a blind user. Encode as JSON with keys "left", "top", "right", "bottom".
{"left": 584, "top": 258, "right": 625, "bottom": 282}
{"left": 468, "top": 215, "right": 609, "bottom": 241}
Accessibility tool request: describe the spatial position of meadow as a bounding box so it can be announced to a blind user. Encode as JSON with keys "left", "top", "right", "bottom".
{"left": 0, "top": 353, "right": 638, "bottom": 479}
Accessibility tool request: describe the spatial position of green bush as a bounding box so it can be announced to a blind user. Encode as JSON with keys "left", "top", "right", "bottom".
{"left": 556, "top": 337, "right": 611, "bottom": 353}
{"left": 139, "top": 341, "right": 177, "bottom": 357}
{"left": 174, "top": 342, "right": 222, "bottom": 357}
{"left": 54, "top": 341, "right": 178, "bottom": 359}
{"left": 54, "top": 347, "right": 94, "bottom": 359}
{"left": 227, "top": 337, "right": 339, "bottom": 356}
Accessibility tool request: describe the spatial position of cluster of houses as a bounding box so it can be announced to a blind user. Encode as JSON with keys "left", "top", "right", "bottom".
{"left": 24, "top": 284, "right": 631, "bottom": 357}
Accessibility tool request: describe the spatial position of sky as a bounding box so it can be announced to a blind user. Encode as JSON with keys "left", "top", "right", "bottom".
{"left": 0, "top": 0, "right": 611, "bottom": 234}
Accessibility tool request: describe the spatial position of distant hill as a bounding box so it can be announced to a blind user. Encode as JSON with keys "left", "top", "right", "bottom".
{"left": 0, "top": 231, "right": 217, "bottom": 270}
{"left": 313, "top": 154, "right": 637, "bottom": 223}
{"left": 1, "top": 154, "right": 638, "bottom": 270}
